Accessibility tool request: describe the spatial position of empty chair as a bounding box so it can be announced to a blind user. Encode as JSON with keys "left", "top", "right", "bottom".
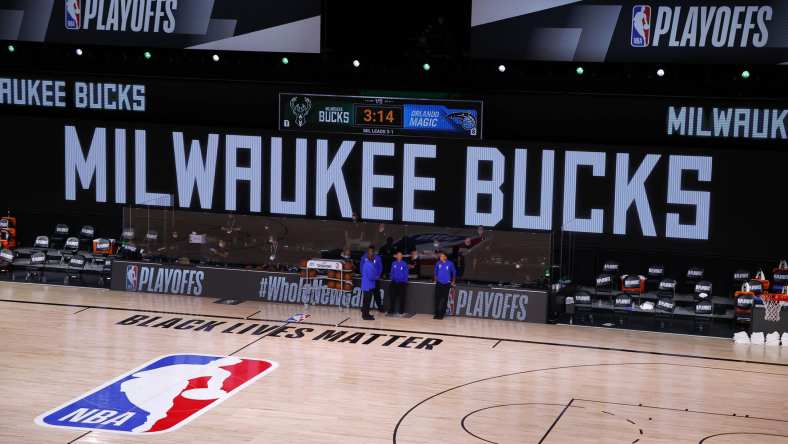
{"left": 64, "top": 255, "right": 86, "bottom": 285}
{"left": 79, "top": 225, "right": 95, "bottom": 239}
{"left": 654, "top": 295, "right": 676, "bottom": 330}
{"left": 646, "top": 264, "right": 665, "bottom": 290}
{"left": 693, "top": 281, "right": 713, "bottom": 301}
{"left": 0, "top": 248, "right": 13, "bottom": 279}
{"left": 684, "top": 266, "right": 705, "bottom": 293}
{"left": 603, "top": 260, "right": 621, "bottom": 274}
{"left": 97, "top": 257, "right": 113, "bottom": 288}
{"left": 63, "top": 237, "right": 79, "bottom": 253}
{"left": 52, "top": 224, "right": 70, "bottom": 249}
{"left": 657, "top": 278, "right": 677, "bottom": 297}
{"left": 25, "top": 251, "right": 47, "bottom": 282}
{"left": 602, "top": 261, "right": 622, "bottom": 284}
{"left": 595, "top": 273, "right": 615, "bottom": 301}
{"left": 734, "top": 286, "right": 755, "bottom": 324}
{"left": 771, "top": 266, "right": 787, "bottom": 294}
{"left": 621, "top": 274, "right": 646, "bottom": 293}
{"left": 571, "top": 290, "right": 594, "bottom": 325}
{"left": 694, "top": 299, "right": 714, "bottom": 333}
{"left": 612, "top": 293, "right": 633, "bottom": 327}
{"left": 79, "top": 225, "right": 96, "bottom": 250}
{"left": 33, "top": 235, "right": 50, "bottom": 250}
{"left": 118, "top": 243, "right": 141, "bottom": 260}
{"left": 733, "top": 269, "right": 750, "bottom": 283}
{"left": 121, "top": 227, "right": 135, "bottom": 241}
{"left": 60, "top": 237, "right": 80, "bottom": 264}
{"left": 0, "top": 216, "right": 17, "bottom": 250}
{"left": 92, "top": 238, "right": 114, "bottom": 266}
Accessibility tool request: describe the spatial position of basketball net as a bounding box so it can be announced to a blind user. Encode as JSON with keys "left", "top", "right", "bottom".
{"left": 763, "top": 287, "right": 788, "bottom": 322}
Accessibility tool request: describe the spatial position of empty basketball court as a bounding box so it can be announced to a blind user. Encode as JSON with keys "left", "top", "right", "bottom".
{"left": 2, "top": 1, "right": 787, "bottom": 442}
{"left": 2, "top": 282, "right": 786, "bottom": 443}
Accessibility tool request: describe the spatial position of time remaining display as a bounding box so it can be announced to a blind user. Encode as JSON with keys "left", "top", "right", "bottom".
{"left": 354, "top": 105, "right": 403, "bottom": 127}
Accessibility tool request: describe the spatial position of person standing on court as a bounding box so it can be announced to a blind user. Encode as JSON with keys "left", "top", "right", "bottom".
{"left": 388, "top": 251, "right": 409, "bottom": 316}
{"left": 433, "top": 251, "right": 456, "bottom": 319}
{"left": 360, "top": 245, "right": 384, "bottom": 312}
{"left": 360, "top": 252, "right": 378, "bottom": 321}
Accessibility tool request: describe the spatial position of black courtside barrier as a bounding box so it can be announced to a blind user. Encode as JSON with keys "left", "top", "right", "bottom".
{"left": 111, "top": 260, "right": 548, "bottom": 323}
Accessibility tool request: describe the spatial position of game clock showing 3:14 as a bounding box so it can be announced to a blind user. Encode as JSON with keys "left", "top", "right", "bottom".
{"left": 354, "top": 105, "right": 403, "bottom": 127}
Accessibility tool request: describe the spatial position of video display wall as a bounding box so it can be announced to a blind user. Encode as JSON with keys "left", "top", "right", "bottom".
{"left": 1, "top": 113, "right": 787, "bottom": 262}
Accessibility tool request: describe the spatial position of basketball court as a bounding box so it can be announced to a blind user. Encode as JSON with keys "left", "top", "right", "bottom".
{"left": 2, "top": 282, "right": 786, "bottom": 444}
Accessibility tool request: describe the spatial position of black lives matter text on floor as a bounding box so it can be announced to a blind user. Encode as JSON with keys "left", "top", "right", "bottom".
{"left": 117, "top": 314, "right": 443, "bottom": 350}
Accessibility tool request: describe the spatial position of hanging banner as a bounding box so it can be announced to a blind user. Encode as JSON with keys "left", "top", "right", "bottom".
{"left": 471, "top": 0, "right": 788, "bottom": 64}
{"left": 0, "top": 0, "right": 320, "bottom": 53}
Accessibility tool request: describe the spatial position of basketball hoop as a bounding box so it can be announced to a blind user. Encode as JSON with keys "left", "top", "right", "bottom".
{"left": 762, "top": 291, "right": 788, "bottom": 322}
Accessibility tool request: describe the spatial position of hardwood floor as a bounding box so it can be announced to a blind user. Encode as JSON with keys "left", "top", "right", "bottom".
{"left": 0, "top": 282, "right": 786, "bottom": 443}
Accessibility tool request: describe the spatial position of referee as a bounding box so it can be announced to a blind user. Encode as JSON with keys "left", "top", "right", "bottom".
{"left": 360, "top": 252, "right": 378, "bottom": 321}
{"left": 433, "top": 251, "right": 457, "bottom": 319}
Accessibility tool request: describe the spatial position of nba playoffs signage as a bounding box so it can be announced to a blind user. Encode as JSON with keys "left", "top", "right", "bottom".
{"left": 123, "top": 262, "right": 205, "bottom": 296}
{"left": 111, "top": 261, "right": 549, "bottom": 322}
{"left": 471, "top": 0, "right": 788, "bottom": 64}
{"left": 67, "top": 125, "right": 714, "bottom": 240}
{"left": 36, "top": 354, "right": 276, "bottom": 434}
{"left": 0, "top": 0, "right": 320, "bottom": 53}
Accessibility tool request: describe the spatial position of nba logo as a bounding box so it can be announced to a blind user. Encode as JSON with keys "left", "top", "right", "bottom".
{"left": 36, "top": 354, "right": 278, "bottom": 434}
{"left": 65, "top": 0, "right": 81, "bottom": 30}
{"left": 126, "top": 265, "right": 139, "bottom": 291}
{"left": 631, "top": 5, "right": 651, "bottom": 47}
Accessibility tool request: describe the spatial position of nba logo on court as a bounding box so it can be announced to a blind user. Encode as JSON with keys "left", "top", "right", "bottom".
{"left": 125, "top": 265, "right": 139, "bottom": 291}
{"left": 631, "top": 5, "right": 651, "bottom": 47}
{"left": 35, "top": 354, "right": 278, "bottom": 434}
{"left": 65, "top": 0, "right": 81, "bottom": 30}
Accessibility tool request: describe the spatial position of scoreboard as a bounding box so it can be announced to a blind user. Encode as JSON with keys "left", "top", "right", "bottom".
{"left": 279, "top": 93, "right": 482, "bottom": 139}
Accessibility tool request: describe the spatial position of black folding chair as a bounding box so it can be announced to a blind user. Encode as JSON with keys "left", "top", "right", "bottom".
{"left": 684, "top": 266, "right": 705, "bottom": 294}
{"left": 654, "top": 297, "right": 676, "bottom": 330}
{"left": 646, "top": 264, "right": 665, "bottom": 291}
{"left": 612, "top": 293, "right": 633, "bottom": 328}
{"left": 694, "top": 300, "right": 714, "bottom": 334}
{"left": 52, "top": 224, "right": 70, "bottom": 249}
{"left": 61, "top": 236, "right": 80, "bottom": 263}
{"left": 571, "top": 290, "right": 594, "bottom": 325}
{"left": 693, "top": 281, "right": 713, "bottom": 302}
{"left": 64, "top": 255, "right": 86, "bottom": 285}
{"left": 25, "top": 251, "right": 47, "bottom": 283}
{"left": 79, "top": 225, "right": 96, "bottom": 251}
{"left": 0, "top": 248, "right": 14, "bottom": 280}
{"left": 595, "top": 273, "right": 615, "bottom": 303}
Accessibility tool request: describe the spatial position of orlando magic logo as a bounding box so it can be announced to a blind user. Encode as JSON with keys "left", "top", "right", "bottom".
{"left": 65, "top": 0, "right": 81, "bottom": 30}
{"left": 446, "top": 111, "right": 478, "bottom": 134}
{"left": 289, "top": 96, "right": 312, "bottom": 128}
{"left": 631, "top": 5, "right": 652, "bottom": 47}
